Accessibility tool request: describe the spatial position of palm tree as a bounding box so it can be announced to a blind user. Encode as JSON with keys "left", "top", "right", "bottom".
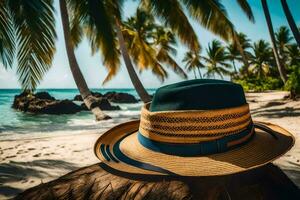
{"left": 286, "top": 44, "right": 300, "bottom": 67}
{"left": 227, "top": 32, "right": 252, "bottom": 75}
{"left": 59, "top": 0, "right": 110, "bottom": 120}
{"left": 249, "top": 40, "right": 272, "bottom": 78}
{"left": 280, "top": 0, "right": 300, "bottom": 48}
{"left": 227, "top": 44, "right": 240, "bottom": 74}
{"left": 275, "top": 26, "right": 293, "bottom": 65}
{"left": 121, "top": 9, "right": 187, "bottom": 82}
{"left": 203, "top": 40, "right": 231, "bottom": 79}
{"left": 182, "top": 51, "right": 205, "bottom": 79}
{"left": 261, "top": 0, "right": 287, "bottom": 83}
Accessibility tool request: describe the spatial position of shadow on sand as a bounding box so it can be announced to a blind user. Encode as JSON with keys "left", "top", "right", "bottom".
{"left": 0, "top": 159, "right": 78, "bottom": 198}
{"left": 251, "top": 106, "right": 300, "bottom": 118}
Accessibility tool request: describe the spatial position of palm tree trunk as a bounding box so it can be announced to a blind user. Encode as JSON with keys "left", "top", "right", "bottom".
{"left": 232, "top": 60, "right": 237, "bottom": 73}
{"left": 193, "top": 69, "right": 197, "bottom": 79}
{"left": 233, "top": 32, "right": 249, "bottom": 75}
{"left": 197, "top": 67, "right": 202, "bottom": 79}
{"left": 261, "top": 0, "right": 288, "bottom": 83}
{"left": 280, "top": 0, "right": 300, "bottom": 48}
{"left": 115, "top": 19, "right": 152, "bottom": 103}
{"left": 59, "top": 0, "right": 110, "bottom": 121}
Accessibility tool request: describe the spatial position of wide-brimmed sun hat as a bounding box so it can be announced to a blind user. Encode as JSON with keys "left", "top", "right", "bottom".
{"left": 94, "top": 79, "right": 295, "bottom": 177}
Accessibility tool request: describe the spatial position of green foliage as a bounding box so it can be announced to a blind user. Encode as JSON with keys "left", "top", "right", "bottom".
{"left": 234, "top": 76, "right": 283, "bottom": 92}
{"left": 284, "top": 65, "right": 300, "bottom": 97}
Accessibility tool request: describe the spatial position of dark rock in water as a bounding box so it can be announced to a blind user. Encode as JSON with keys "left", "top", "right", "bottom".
{"left": 73, "top": 94, "right": 83, "bottom": 101}
{"left": 74, "top": 91, "right": 138, "bottom": 103}
{"left": 13, "top": 92, "right": 81, "bottom": 114}
{"left": 104, "top": 92, "right": 138, "bottom": 103}
{"left": 73, "top": 92, "right": 103, "bottom": 101}
{"left": 28, "top": 99, "right": 82, "bottom": 114}
{"left": 81, "top": 98, "right": 120, "bottom": 111}
{"left": 34, "top": 92, "right": 56, "bottom": 101}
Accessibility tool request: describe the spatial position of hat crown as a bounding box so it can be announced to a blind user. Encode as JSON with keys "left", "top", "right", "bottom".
{"left": 139, "top": 79, "right": 254, "bottom": 156}
{"left": 150, "top": 79, "right": 246, "bottom": 112}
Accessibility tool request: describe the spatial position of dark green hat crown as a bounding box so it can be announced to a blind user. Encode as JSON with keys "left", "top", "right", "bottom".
{"left": 150, "top": 79, "right": 247, "bottom": 112}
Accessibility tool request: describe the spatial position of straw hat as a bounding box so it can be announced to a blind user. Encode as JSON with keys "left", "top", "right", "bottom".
{"left": 94, "top": 79, "right": 294, "bottom": 177}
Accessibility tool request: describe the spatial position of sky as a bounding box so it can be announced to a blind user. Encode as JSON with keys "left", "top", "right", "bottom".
{"left": 0, "top": 0, "right": 299, "bottom": 89}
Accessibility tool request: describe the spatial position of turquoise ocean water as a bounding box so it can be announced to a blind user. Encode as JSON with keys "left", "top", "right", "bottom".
{"left": 0, "top": 89, "right": 156, "bottom": 139}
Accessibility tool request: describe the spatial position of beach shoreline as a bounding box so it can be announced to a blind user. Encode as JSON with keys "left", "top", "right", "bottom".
{"left": 1, "top": 91, "right": 300, "bottom": 199}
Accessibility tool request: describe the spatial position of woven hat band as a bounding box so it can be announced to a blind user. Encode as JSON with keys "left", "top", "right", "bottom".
{"left": 139, "top": 103, "right": 252, "bottom": 144}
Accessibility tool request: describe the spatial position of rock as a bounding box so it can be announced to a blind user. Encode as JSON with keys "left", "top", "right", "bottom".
{"left": 34, "top": 92, "right": 55, "bottom": 100}
{"left": 73, "top": 94, "right": 83, "bottom": 101}
{"left": 73, "top": 92, "right": 103, "bottom": 101}
{"left": 80, "top": 98, "right": 120, "bottom": 111}
{"left": 74, "top": 92, "right": 138, "bottom": 104}
{"left": 29, "top": 99, "right": 82, "bottom": 114}
{"left": 104, "top": 92, "right": 138, "bottom": 103}
{"left": 12, "top": 92, "right": 82, "bottom": 114}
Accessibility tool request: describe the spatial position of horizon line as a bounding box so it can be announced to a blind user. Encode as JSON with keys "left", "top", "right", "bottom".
{"left": 0, "top": 87, "right": 157, "bottom": 90}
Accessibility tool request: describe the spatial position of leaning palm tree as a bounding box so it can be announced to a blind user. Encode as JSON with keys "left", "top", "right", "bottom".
{"left": 261, "top": 0, "right": 287, "bottom": 83}
{"left": 203, "top": 40, "right": 231, "bottom": 79}
{"left": 249, "top": 40, "right": 273, "bottom": 78}
{"left": 59, "top": 0, "right": 110, "bottom": 120}
{"left": 121, "top": 8, "right": 187, "bottom": 82}
{"left": 280, "top": 0, "right": 300, "bottom": 48}
{"left": 182, "top": 51, "right": 205, "bottom": 79}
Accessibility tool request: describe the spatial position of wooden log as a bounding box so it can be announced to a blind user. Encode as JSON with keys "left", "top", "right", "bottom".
{"left": 14, "top": 163, "right": 300, "bottom": 200}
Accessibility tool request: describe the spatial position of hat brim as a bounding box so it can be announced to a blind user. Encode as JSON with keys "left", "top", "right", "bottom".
{"left": 94, "top": 120, "right": 294, "bottom": 177}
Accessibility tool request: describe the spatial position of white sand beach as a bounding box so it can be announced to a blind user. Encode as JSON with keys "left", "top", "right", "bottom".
{"left": 1, "top": 91, "right": 300, "bottom": 199}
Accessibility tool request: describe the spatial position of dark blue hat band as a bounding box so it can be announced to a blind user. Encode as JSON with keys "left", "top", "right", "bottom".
{"left": 137, "top": 122, "right": 255, "bottom": 157}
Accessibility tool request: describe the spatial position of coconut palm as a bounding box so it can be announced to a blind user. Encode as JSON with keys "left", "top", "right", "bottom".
{"left": 59, "top": 0, "right": 110, "bottom": 120}
{"left": 275, "top": 26, "right": 293, "bottom": 65}
{"left": 261, "top": 0, "right": 287, "bottom": 83}
{"left": 203, "top": 40, "right": 231, "bottom": 79}
{"left": 182, "top": 51, "right": 205, "bottom": 79}
{"left": 280, "top": 0, "right": 300, "bottom": 48}
{"left": 121, "top": 8, "right": 187, "bottom": 82}
{"left": 249, "top": 40, "right": 273, "bottom": 78}
{"left": 227, "top": 32, "right": 252, "bottom": 75}
{"left": 286, "top": 44, "right": 300, "bottom": 67}
{"left": 227, "top": 44, "right": 240, "bottom": 74}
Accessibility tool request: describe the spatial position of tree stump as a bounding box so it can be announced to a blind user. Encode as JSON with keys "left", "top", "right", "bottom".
{"left": 14, "top": 163, "right": 300, "bottom": 200}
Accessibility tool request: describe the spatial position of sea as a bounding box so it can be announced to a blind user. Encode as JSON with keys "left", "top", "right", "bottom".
{"left": 0, "top": 88, "right": 156, "bottom": 140}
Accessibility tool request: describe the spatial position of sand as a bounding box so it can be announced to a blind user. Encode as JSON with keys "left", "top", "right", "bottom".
{"left": 1, "top": 91, "right": 300, "bottom": 199}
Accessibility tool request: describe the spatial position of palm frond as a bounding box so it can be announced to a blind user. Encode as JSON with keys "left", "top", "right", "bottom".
{"left": 157, "top": 49, "right": 187, "bottom": 79}
{"left": 181, "top": 0, "right": 234, "bottom": 41}
{"left": 68, "top": 0, "right": 121, "bottom": 84}
{"left": 141, "top": 0, "right": 200, "bottom": 51}
{"left": 0, "top": 3, "right": 15, "bottom": 69}
{"left": 235, "top": 0, "right": 255, "bottom": 22}
{"left": 8, "top": 0, "right": 56, "bottom": 90}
